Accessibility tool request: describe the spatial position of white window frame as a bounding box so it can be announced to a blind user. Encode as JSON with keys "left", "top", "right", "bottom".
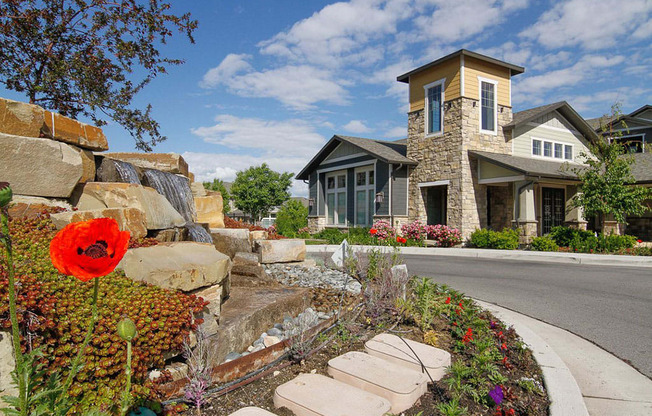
{"left": 325, "top": 170, "right": 347, "bottom": 226}
{"left": 354, "top": 166, "right": 375, "bottom": 227}
{"left": 613, "top": 133, "right": 645, "bottom": 153}
{"left": 478, "top": 76, "right": 498, "bottom": 135}
{"left": 531, "top": 137, "right": 574, "bottom": 161}
{"left": 424, "top": 78, "right": 446, "bottom": 137}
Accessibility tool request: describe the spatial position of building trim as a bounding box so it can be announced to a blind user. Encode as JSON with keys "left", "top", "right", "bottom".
{"left": 316, "top": 160, "right": 375, "bottom": 174}
{"left": 460, "top": 54, "right": 465, "bottom": 97}
{"left": 424, "top": 78, "right": 446, "bottom": 137}
{"left": 418, "top": 179, "right": 450, "bottom": 188}
{"left": 479, "top": 175, "right": 526, "bottom": 185}
{"left": 526, "top": 121, "right": 580, "bottom": 135}
{"left": 478, "top": 76, "right": 498, "bottom": 136}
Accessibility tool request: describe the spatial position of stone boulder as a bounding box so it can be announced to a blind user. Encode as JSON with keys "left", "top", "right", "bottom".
{"left": 0, "top": 97, "right": 108, "bottom": 151}
{"left": 195, "top": 195, "right": 224, "bottom": 228}
{"left": 101, "top": 152, "right": 189, "bottom": 177}
{"left": 8, "top": 196, "right": 71, "bottom": 219}
{"left": 0, "top": 133, "right": 85, "bottom": 198}
{"left": 150, "top": 227, "right": 188, "bottom": 243}
{"left": 255, "top": 239, "right": 306, "bottom": 264}
{"left": 118, "top": 242, "right": 231, "bottom": 292}
{"left": 190, "top": 182, "right": 206, "bottom": 197}
{"left": 193, "top": 282, "right": 231, "bottom": 322}
{"left": 231, "top": 252, "right": 278, "bottom": 287}
{"left": 0, "top": 331, "right": 17, "bottom": 406}
{"left": 75, "top": 182, "right": 186, "bottom": 230}
{"left": 210, "top": 228, "right": 251, "bottom": 258}
{"left": 50, "top": 208, "right": 147, "bottom": 239}
{"left": 75, "top": 147, "right": 96, "bottom": 184}
{"left": 250, "top": 230, "right": 268, "bottom": 243}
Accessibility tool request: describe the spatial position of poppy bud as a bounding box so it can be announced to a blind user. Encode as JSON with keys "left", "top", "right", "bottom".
{"left": 117, "top": 318, "right": 137, "bottom": 342}
{"left": 0, "top": 182, "right": 12, "bottom": 208}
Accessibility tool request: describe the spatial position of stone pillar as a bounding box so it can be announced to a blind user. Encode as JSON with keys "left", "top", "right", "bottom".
{"left": 512, "top": 181, "right": 537, "bottom": 244}
{"left": 565, "top": 186, "right": 588, "bottom": 230}
{"left": 307, "top": 217, "right": 326, "bottom": 234}
{"left": 602, "top": 214, "right": 624, "bottom": 235}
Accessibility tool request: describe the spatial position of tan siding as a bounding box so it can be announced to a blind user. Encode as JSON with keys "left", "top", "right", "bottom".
{"left": 512, "top": 117, "right": 590, "bottom": 162}
{"left": 479, "top": 160, "right": 519, "bottom": 179}
{"left": 463, "top": 56, "right": 511, "bottom": 107}
{"left": 408, "top": 59, "right": 460, "bottom": 112}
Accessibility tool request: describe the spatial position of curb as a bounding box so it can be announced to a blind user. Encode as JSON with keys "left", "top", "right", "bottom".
{"left": 473, "top": 300, "right": 589, "bottom": 416}
{"left": 305, "top": 244, "right": 652, "bottom": 268}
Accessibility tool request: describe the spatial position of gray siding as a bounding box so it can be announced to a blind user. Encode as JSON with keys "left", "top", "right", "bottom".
{"left": 323, "top": 141, "right": 363, "bottom": 161}
{"left": 308, "top": 171, "right": 318, "bottom": 216}
{"left": 391, "top": 165, "right": 408, "bottom": 216}
{"left": 318, "top": 155, "right": 375, "bottom": 171}
{"left": 347, "top": 169, "right": 355, "bottom": 224}
{"left": 376, "top": 161, "right": 390, "bottom": 216}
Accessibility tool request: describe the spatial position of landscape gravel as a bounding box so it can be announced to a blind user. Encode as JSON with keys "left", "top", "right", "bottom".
{"left": 263, "top": 264, "right": 361, "bottom": 294}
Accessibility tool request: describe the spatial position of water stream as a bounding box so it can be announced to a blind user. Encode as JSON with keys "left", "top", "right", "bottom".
{"left": 142, "top": 169, "right": 197, "bottom": 223}
{"left": 185, "top": 223, "right": 213, "bottom": 243}
{"left": 113, "top": 160, "right": 141, "bottom": 184}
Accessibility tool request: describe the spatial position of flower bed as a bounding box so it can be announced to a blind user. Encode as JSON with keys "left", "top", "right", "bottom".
{"left": 223, "top": 215, "right": 284, "bottom": 239}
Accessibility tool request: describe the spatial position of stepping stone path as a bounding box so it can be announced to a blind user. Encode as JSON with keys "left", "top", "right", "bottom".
{"left": 226, "top": 333, "right": 452, "bottom": 416}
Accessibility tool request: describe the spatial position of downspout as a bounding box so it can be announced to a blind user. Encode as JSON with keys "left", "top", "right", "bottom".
{"left": 514, "top": 180, "right": 534, "bottom": 226}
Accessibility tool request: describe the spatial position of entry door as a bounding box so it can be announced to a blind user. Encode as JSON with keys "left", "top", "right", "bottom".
{"left": 426, "top": 186, "right": 447, "bottom": 225}
{"left": 542, "top": 187, "right": 564, "bottom": 234}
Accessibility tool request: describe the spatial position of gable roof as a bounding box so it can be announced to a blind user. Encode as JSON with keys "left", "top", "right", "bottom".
{"left": 397, "top": 49, "right": 525, "bottom": 83}
{"left": 295, "top": 135, "right": 415, "bottom": 180}
{"left": 586, "top": 104, "right": 652, "bottom": 131}
{"left": 504, "top": 101, "right": 598, "bottom": 141}
{"left": 628, "top": 105, "right": 652, "bottom": 119}
{"left": 470, "top": 150, "right": 581, "bottom": 180}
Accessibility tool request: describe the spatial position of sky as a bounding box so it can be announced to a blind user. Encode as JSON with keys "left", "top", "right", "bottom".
{"left": 2, "top": 0, "right": 651, "bottom": 196}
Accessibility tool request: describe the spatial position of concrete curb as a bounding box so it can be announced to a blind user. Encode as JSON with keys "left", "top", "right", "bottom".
{"left": 474, "top": 300, "right": 589, "bottom": 416}
{"left": 305, "top": 244, "right": 652, "bottom": 268}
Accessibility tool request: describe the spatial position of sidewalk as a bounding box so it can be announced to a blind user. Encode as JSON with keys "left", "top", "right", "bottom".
{"left": 305, "top": 244, "right": 652, "bottom": 268}
{"left": 476, "top": 300, "right": 652, "bottom": 416}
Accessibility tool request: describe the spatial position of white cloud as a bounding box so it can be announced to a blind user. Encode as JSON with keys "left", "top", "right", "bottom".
{"left": 200, "top": 54, "right": 252, "bottom": 88}
{"left": 343, "top": 119, "right": 372, "bottom": 134}
{"left": 191, "top": 114, "right": 325, "bottom": 158}
{"left": 566, "top": 87, "right": 651, "bottom": 114}
{"left": 383, "top": 126, "right": 406, "bottom": 138}
{"left": 521, "top": 0, "right": 652, "bottom": 50}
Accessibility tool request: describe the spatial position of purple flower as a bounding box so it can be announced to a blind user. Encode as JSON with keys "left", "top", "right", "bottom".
{"left": 490, "top": 321, "right": 496, "bottom": 329}
{"left": 489, "top": 385, "right": 504, "bottom": 405}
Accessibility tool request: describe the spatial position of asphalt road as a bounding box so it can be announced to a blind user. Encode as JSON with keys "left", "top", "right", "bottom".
{"left": 400, "top": 254, "right": 652, "bottom": 379}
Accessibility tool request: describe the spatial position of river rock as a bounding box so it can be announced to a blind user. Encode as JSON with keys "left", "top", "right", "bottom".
{"left": 256, "top": 239, "right": 306, "bottom": 264}
{"left": 211, "top": 228, "right": 251, "bottom": 258}
{"left": 0, "top": 97, "right": 108, "bottom": 151}
{"left": 8, "top": 195, "right": 72, "bottom": 219}
{"left": 75, "top": 182, "right": 186, "bottom": 230}
{"left": 195, "top": 195, "right": 224, "bottom": 228}
{"left": 118, "top": 242, "right": 231, "bottom": 292}
{"left": 0, "top": 133, "right": 85, "bottom": 198}
{"left": 102, "top": 152, "right": 189, "bottom": 177}
{"left": 50, "top": 208, "right": 147, "bottom": 239}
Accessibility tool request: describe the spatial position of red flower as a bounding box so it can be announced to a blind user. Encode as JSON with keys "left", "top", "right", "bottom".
{"left": 396, "top": 236, "right": 407, "bottom": 244}
{"left": 445, "top": 297, "right": 451, "bottom": 304}
{"left": 370, "top": 228, "right": 378, "bottom": 235}
{"left": 50, "top": 218, "right": 130, "bottom": 282}
{"left": 637, "top": 239, "right": 643, "bottom": 243}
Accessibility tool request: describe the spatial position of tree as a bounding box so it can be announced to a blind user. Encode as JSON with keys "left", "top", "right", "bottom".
{"left": 203, "top": 178, "right": 230, "bottom": 214}
{"left": 571, "top": 104, "right": 652, "bottom": 230}
{"left": 230, "top": 164, "right": 293, "bottom": 222}
{"left": 0, "top": 0, "right": 197, "bottom": 151}
{"left": 275, "top": 199, "right": 308, "bottom": 237}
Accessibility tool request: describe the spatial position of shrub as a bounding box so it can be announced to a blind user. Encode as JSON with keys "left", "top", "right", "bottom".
{"left": 427, "top": 224, "right": 462, "bottom": 247}
{"left": 346, "top": 227, "right": 375, "bottom": 245}
{"left": 550, "top": 225, "right": 638, "bottom": 253}
{"left": 529, "top": 236, "right": 559, "bottom": 252}
{"left": 370, "top": 220, "right": 397, "bottom": 244}
{"left": 313, "top": 228, "right": 346, "bottom": 245}
{"left": 469, "top": 228, "right": 519, "bottom": 250}
{"left": 401, "top": 220, "right": 427, "bottom": 245}
{"left": 0, "top": 214, "right": 207, "bottom": 414}
{"left": 549, "top": 226, "right": 593, "bottom": 247}
{"left": 275, "top": 200, "right": 308, "bottom": 238}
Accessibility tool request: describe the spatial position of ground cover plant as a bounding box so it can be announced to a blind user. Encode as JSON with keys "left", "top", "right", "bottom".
{"left": 0, "top": 207, "right": 207, "bottom": 414}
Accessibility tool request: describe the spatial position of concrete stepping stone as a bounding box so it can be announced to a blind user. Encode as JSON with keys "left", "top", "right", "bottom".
{"left": 274, "top": 373, "right": 391, "bottom": 416}
{"left": 229, "top": 407, "right": 277, "bottom": 416}
{"left": 327, "top": 351, "right": 429, "bottom": 413}
{"left": 364, "top": 333, "right": 451, "bottom": 381}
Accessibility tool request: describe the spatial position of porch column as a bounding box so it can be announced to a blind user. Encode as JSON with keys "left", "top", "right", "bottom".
{"left": 512, "top": 181, "right": 537, "bottom": 244}
{"left": 602, "top": 213, "right": 624, "bottom": 235}
{"left": 565, "top": 186, "right": 588, "bottom": 230}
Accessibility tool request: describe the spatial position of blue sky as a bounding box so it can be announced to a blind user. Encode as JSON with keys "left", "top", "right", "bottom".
{"left": 2, "top": 0, "right": 651, "bottom": 196}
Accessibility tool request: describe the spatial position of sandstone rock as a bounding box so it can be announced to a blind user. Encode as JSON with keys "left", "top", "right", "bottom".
{"left": 0, "top": 98, "right": 108, "bottom": 151}
{"left": 50, "top": 208, "right": 147, "bottom": 239}
{"left": 194, "top": 281, "right": 231, "bottom": 321}
{"left": 75, "top": 147, "right": 96, "bottom": 183}
{"left": 0, "top": 133, "right": 84, "bottom": 198}
{"left": 118, "top": 242, "right": 231, "bottom": 292}
{"left": 8, "top": 195, "right": 71, "bottom": 219}
{"left": 250, "top": 230, "right": 268, "bottom": 243}
{"left": 102, "top": 152, "right": 189, "bottom": 177}
{"left": 211, "top": 228, "right": 251, "bottom": 258}
{"left": 0, "top": 331, "right": 17, "bottom": 406}
{"left": 231, "top": 253, "right": 276, "bottom": 287}
{"left": 263, "top": 336, "right": 281, "bottom": 347}
{"left": 195, "top": 195, "right": 224, "bottom": 228}
{"left": 75, "top": 182, "right": 186, "bottom": 230}
{"left": 233, "top": 251, "right": 260, "bottom": 266}
{"left": 190, "top": 182, "right": 206, "bottom": 197}
{"left": 188, "top": 172, "right": 195, "bottom": 182}
{"left": 195, "top": 306, "right": 219, "bottom": 338}
{"left": 150, "top": 227, "right": 188, "bottom": 242}
{"left": 256, "top": 239, "right": 306, "bottom": 264}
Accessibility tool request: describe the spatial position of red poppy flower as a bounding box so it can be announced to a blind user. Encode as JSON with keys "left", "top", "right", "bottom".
{"left": 445, "top": 297, "right": 451, "bottom": 304}
{"left": 50, "top": 218, "right": 130, "bottom": 282}
{"left": 637, "top": 239, "right": 643, "bottom": 243}
{"left": 396, "top": 236, "right": 407, "bottom": 244}
{"left": 370, "top": 228, "right": 378, "bottom": 235}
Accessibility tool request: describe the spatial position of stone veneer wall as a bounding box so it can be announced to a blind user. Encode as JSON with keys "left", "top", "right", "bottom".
{"left": 407, "top": 97, "right": 514, "bottom": 239}
{"left": 487, "top": 185, "right": 514, "bottom": 230}
{"left": 307, "top": 217, "right": 327, "bottom": 234}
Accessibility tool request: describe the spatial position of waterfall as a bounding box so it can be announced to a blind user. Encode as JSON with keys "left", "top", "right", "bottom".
{"left": 142, "top": 169, "right": 197, "bottom": 223}
{"left": 113, "top": 160, "right": 141, "bottom": 184}
{"left": 186, "top": 223, "right": 213, "bottom": 243}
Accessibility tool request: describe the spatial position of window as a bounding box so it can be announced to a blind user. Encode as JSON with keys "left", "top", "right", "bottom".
{"left": 424, "top": 79, "right": 445, "bottom": 135}
{"left": 326, "top": 172, "right": 347, "bottom": 225}
{"left": 532, "top": 138, "right": 574, "bottom": 161}
{"left": 532, "top": 139, "right": 542, "bottom": 156}
{"left": 354, "top": 167, "right": 375, "bottom": 227}
{"left": 543, "top": 141, "right": 552, "bottom": 157}
{"left": 480, "top": 80, "right": 496, "bottom": 132}
{"left": 614, "top": 135, "right": 644, "bottom": 153}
